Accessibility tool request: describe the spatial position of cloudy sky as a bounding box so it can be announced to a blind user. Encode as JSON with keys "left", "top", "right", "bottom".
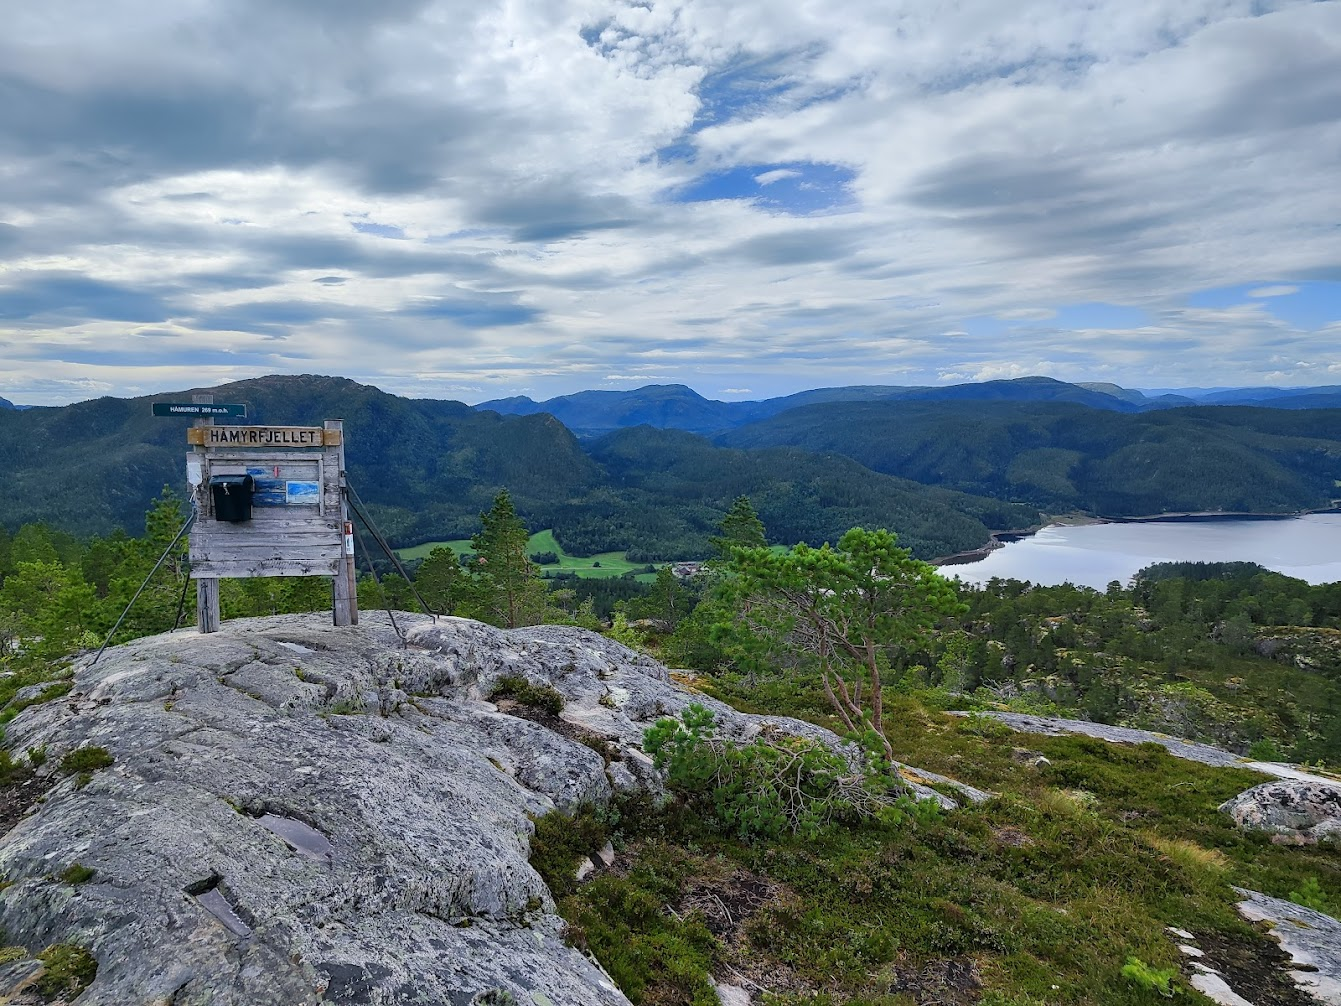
{"left": 2, "top": 0, "right": 1339, "bottom": 406}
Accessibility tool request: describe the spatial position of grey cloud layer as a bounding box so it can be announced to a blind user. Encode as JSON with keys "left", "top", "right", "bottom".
{"left": 0, "top": 0, "right": 1338, "bottom": 403}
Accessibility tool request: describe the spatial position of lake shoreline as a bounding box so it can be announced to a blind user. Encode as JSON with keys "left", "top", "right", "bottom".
{"left": 933, "top": 505, "right": 1341, "bottom": 569}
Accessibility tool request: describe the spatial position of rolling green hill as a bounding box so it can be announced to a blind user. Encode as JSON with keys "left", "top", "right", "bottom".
{"left": 0, "top": 375, "right": 604, "bottom": 545}
{"left": 0, "top": 376, "right": 1038, "bottom": 561}
{"left": 581, "top": 426, "right": 1036, "bottom": 559}
{"left": 719, "top": 400, "right": 1341, "bottom": 515}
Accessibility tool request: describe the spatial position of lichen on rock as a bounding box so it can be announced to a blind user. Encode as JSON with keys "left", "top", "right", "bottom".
{"left": 1219, "top": 778, "right": 1341, "bottom": 844}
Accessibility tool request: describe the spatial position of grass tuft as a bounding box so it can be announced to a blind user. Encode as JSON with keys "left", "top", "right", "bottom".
{"left": 58, "top": 746, "right": 113, "bottom": 776}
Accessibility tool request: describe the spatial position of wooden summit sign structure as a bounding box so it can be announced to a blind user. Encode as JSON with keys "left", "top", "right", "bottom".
{"left": 185, "top": 395, "right": 357, "bottom": 632}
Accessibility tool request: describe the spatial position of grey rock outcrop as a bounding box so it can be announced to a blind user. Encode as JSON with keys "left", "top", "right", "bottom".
{"left": 1237, "top": 889, "right": 1341, "bottom": 1003}
{"left": 1219, "top": 779, "right": 1341, "bottom": 844}
{"left": 0, "top": 612, "right": 967, "bottom": 1005}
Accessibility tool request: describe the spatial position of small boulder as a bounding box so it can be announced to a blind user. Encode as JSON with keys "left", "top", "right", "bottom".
{"left": 1219, "top": 779, "right": 1341, "bottom": 843}
{"left": 715, "top": 983, "right": 751, "bottom": 1006}
{"left": 1010, "top": 748, "right": 1050, "bottom": 769}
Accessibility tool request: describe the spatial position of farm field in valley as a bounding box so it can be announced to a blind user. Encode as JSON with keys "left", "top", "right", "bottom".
{"left": 397, "top": 529, "right": 662, "bottom": 581}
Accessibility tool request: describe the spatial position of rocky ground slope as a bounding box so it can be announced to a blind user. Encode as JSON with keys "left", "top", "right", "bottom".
{"left": 0, "top": 613, "right": 975, "bottom": 1005}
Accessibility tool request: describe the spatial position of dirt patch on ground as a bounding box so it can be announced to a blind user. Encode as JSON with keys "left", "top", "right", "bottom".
{"left": 1194, "top": 926, "right": 1323, "bottom": 1006}
{"left": 681, "top": 869, "right": 814, "bottom": 998}
{"left": 992, "top": 825, "right": 1034, "bottom": 848}
{"left": 683, "top": 869, "right": 781, "bottom": 941}
{"left": 885, "top": 957, "right": 982, "bottom": 1004}
{"left": 0, "top": 771, "right": 48, "bottom": 838}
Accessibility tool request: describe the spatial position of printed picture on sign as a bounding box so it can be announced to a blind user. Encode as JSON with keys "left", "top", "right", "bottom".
{"left": 285, "top": 481, "right": 321, "bottom": 505}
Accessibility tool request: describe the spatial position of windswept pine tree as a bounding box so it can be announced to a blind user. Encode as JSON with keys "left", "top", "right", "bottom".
{"left": 471, "top": 490, "right": 548, "bottom": 629}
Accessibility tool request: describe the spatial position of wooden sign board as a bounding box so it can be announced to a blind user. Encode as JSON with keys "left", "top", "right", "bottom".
{"left": 185, "top": 405, "right": 356, "bottom": 632}
{"left": 187, "top": 426, "right": 340, "bottom": 448}
{"left": 154, "top": 402, "right": 248, "bottom": 418}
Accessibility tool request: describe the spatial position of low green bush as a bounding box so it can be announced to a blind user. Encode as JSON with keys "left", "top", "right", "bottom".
{"left": 0, "top": 681, "right": 73, "bottom": 726}
{"left": 1289, "top": 876, "right": 1334, "bottom": 914}
{"left": 529, "top": 805, "right": 612, "bottom": 898}
{"left": 489, "top": 675, "right": 564, "bottom": 717}
{"left": 563, "top": 850, "right": 719, "bottom": 1006}
{"left": 1248, "top": 738, "right": 1283, "bottom": 761}
{"left": 644, "top": 703, "right": 890, "bottom": 840}
{"left": 0, "top": 749, "right": 31, "bottom": 786}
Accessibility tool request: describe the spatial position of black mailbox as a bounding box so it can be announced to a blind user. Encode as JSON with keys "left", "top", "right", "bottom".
{"left": 210, "top": 474, "right": 254, "bottom": 523}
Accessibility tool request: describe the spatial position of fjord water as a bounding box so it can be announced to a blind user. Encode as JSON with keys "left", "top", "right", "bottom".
{"left": 949, "top": 514, "right": 1341, "bottom": 590}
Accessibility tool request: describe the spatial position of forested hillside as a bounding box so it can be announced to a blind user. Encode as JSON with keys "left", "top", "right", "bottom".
{"left": 0, "top": 375, "right": 602, "bottom": 542}
{"left": 0, "top": 377, "right": 1036, "bottom": 561}
{"left": 9, "top": 374, "right": 1339, "bottom": 562}
{"left": 956, "top": 563, "right": 1341, "bottom": 762}
{"left": 578, "top": 427, "right": 1035, "bottom": 559}
{"left": 721, "top": 400, "right": 1341, "bottom": 515}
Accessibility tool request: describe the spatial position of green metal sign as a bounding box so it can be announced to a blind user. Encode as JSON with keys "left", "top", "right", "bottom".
{"left": 152, "top": 402, "right": 247, "bottom": 418}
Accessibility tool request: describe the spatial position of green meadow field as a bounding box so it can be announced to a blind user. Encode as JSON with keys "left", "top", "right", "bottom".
{"left": 397, "top": 529, "right": 661, "bottom": 581}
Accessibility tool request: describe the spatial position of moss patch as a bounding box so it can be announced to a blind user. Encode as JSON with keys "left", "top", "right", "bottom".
{"left": 34, "top": 943, "right": 97, "bottom": 1002}
{"left": 57, "top": 863, "right": 95, "bottom": 885}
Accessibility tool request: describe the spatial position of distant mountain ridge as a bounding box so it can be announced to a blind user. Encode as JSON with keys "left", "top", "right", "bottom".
{"left": 0, "top": 397, "right": 24, "bottom": 410}
{"left": 7, "top": 375, "right": 1339, "bottom": 561}
{"left": 476, "top": 384, "right": 745, "bottom": 434}
{"left": 0, "top": 375, "right": 1037, "bottom": 561}
{"left": 476, "top": 377, "right": 1341, "bottom": 434}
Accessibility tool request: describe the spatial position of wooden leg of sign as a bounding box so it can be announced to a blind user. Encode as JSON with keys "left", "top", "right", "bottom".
{"left": 332, "top": 570, "right": 354, "bottom": 627}
{"left": 346, "top": 553, "right": 359, "bottom": 625}
{"left": 196, "top": 578, "right": 220, "bottom": 634}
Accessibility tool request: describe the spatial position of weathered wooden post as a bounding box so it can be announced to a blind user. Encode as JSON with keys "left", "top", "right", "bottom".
{"left": 327, "top": 420, "right": 357, "bottom": 627}
{"left": 191, "top": 394, "right": 221, "bottom": 633}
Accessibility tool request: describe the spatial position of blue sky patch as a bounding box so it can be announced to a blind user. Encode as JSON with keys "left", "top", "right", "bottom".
{"left": 672, "top": 162, "right": 855, "bottom": 214}
{"left": 351, "top": 221, "right": 406, "bottom": 239}
{"left": 655, "top": 49, "right": 856, "bottom": 165}
{"left": 692, "top": 51, "right": 808, "bottom": 130}
{"left": 953, "top": 316, "right": 1010, "bottom": 339}
{"left": 1186, "top": 281, "right": 1341, "bottom": 327}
